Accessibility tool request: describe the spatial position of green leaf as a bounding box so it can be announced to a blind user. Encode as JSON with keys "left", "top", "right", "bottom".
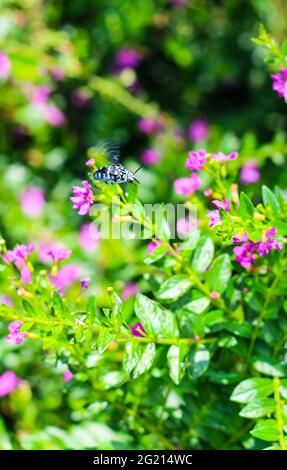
{"left": 52, "top": 291, "right": 67, "bottom": 318}
{"left": 183, "top": 297, "right": 210, "bottom": 314}
{"left": 252, "top": 356, "right": 286, "bottom": 377}
{"left": 239, "top": 192, "right": 254, "bottom": 219}
{"left": 191, "top": 346, "right": 210, "bottom": 379}
{"left": 22, "top": 299, "right": 36, "bottom": 318}
{"left": 135, "top": 293, "right": 179, "bottom": 338}
{"left": 230, "top": 378, "right": 273, "bottom": 403}
{"left": 144, "top": 244, "right": 167, "bottom": 265}
{"left": 123, "top": 342, "right": 142, "bottom": 374}
{"left": 250, "top": 419, "right": 280, "bottom": 442}
{"left": 86, "top": 295, "right": 101, "bottom": 325}
{"left": 192, "top": 236, "right": 214, "bottom": 272}
{"left": 206, "top": 254, "right": 231, "bottom": 294}
{"left": 262, "top": 185, "right": 281, "bottom": 216}
{"left": 96, "top": 328, "right": 115, "bottom": 354}
{"left": 132, "top": 343, "right": 156, "bottom": 379}
{"left": 157, "top": 275, "right": 192, "bottom": 301}
{"left": 167, "top": 344, "right": 188, "bottom": 385}
{"left": 239, "top": 398, "right": 275, "bottom": 419}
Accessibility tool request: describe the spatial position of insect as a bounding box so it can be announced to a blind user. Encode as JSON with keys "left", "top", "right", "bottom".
{"left": 92, "top": 142, "right": 142, "bottom": 184}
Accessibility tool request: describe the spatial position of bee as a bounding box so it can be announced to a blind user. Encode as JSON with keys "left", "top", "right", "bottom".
{"left": 92, "top": 142, "right": 142, "bottom": 184}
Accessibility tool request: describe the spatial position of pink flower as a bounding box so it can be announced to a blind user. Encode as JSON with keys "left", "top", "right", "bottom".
{"left": 79, "top": 223, "right": 100, "bottom": 252}
{"left": 80, "top": 277, "right": 91, "bottom": 289}
{"left": 174, "top": 173, "right": 201, "bottom": 196}
{"left": 50, "top": 264, "right": 81, "bottom": 296}
{"left": 211, "top": 151, "right": 238, "bottom": 161}
{"left": 240, "top": 161, "right": 260, "bottom": 185}
{"left": 176, "top": 217, "right": 197, "bottom": 236}
{"left": 193, "top": 335, "right": 200, "bottom": 342}
{"left": 129, "top": 322, "right": 145, "bottom": 338}
{"left": 233, "top": 228, "right": 282, "bottom": 269}
{"left": 51, "top": 68, "right": 65, "bottom": 81}
{"left": 122, "top": 282, "right": 139, "bottom": 300}
{"left": 207, "top": 210, "right": 221, "bottom": 227}
{"left": 46, "top": 246, "right": 72, "bottom": 262}
{"left": 171, "top": 0, "right": 188, "bottom": 8}
{"left": 70, "top": 90, "right": 90, "bottom": 108}
{"left": 212, "top": 198, "right": 231, "bottom": 212}
{"left": 6, "top": 321, "right": 26, "bottom": 345}
{"left": 232, "top": 232, "right": 248, "bottom": 243}
{"left": 0, "top": 52, "right": 11, "bottom": 79}
{"left": 42, "top": 104, "right": 65, "bottom": 127}
{"left": 71, "top": 180, "right": 93, "bottom": 216}
{"left": 0, "top": 296, "right": 13, "bottom": 308}
{"left": 271, "top": 68, "right": 287, "bottom": 101}
{"left": 85, "top": 159, "right": 95, "bottom": 168}
{"left": 63, "top": 369, "right": 73, "bottom": 382}
{"left": 188, "top": 120, "right": 209, "bottom": 143}
{"left": 20, "top": 187, "right": 45, "bottom": 216}
{"left": 114, "top": 48, "right": 142, "bottom": 71}
{"left": 25, "top": 84, "right": 52, "bottom": 105}
{"left": 147, "top": 240, "right": 171, "bottom": 256}
{"left": 138, "top": 118, "right": 163, "bottom": 134}
{"left": 0, "top": 371, "right": 21, "bottom": 397}
{"left": 2, "top": 244, "right": 34, "bottom": 284}
{"left": 141, "top": 149, "right": 161, "bottom": 165}
{"left": 185, "top": 149, "right": 207, "bottom": 171}
{"left": 147, "top": 240, "right": 162, "bottom": 254}
{"left": 210, "top": 291, "right": 220, "bottom": 299}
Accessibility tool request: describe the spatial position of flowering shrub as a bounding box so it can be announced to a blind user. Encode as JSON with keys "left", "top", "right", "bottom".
{"left": 1, "top": 0, "right": 287, "bottom": 451}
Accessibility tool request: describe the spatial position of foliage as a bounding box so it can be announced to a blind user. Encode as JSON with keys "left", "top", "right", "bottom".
{"left": 0, "top": 0, "right": 287, "bottom": 451}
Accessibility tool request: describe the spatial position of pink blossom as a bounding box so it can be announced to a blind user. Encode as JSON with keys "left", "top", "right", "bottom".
{"left": 2, "top": 244, "right": 34, "bottom": 284}
{"left": 171, "top": 0, "right": 188, "bottom": 8}
{"left": 185, "top": 149, "right": 207, "bottom": 171}
{"left": 210, "top": 291, "right": 220, "bottom": 299}
{"left": 51, "top": 68, "right": 65, "bottom": 81}
{"left": 25, "top": 84, "right": 52, "bottom": 105}
{"left": 20, "top": 187, "right": 45, "bottom": 216}
{"left": 50, "top": 264, "right": 81, "bottom": 296}
{"left": 271, "top": 68, "right": 287, "bottom": 101}
{"left": 0, "top": 52, "right": 11, "bottom": 79}
{"left": 193, "top": 335, "right": 200, "bottom": 342}
{"left": 71, "top": 180, "right": 93, "bottom": 215}
{"left": 233, "top": 228, "right": 282, "bottom": 269}
{"left": 211, "top": 151, "right": 238, "bottom": 162}
{"left": 0, "top": 296, "right": 13, "bottom": 308}
{"left": 122, "top": 282, "right": 139, "bottom": 300}
{"left": 176, "top": 217, "right": 197, "bottom": 236}
{"left": 114, "top": 48, "right": 142, "bottom": 73}
{"left": 79, "top": 223, "right": 100, "bottom": 252}
{"left": 174, "top": 173, "right": 201, "bottom": 196}
{"left": 46, "top": 246, "right": 72, "bottom": 262}
{"left": 129, "top": 322, "right": 146, "bottom": 338}
{"left": 147, "top": 240, "right": 162, "bottom": 254}
{"left": 63, "top": 370, "right": 73, "bottom": 382}
{"left": 188, "top": 120, "right": 209, "bottom": 143}
{"left": 240, "top": 161, "right": 260, "bottom": 185}
{"left": 138, "top": 118, "right": 163, "bottom": 134}
{"left": 70, "top": 90, "right": 90, "bottom": 108}
{"left": 80, "top": 277, "right": 91, "bottom": 289}
{"left": 207, "top": 210, "right": 221, "bottom": 227}
{"left": 42, "top": 104, "right": 65, "bottom": 127}
{"left": 85, "top": 159, "right": 95, "bottom": 168}
{"left": 232, "top": 232, "right": 248, "bottom": 243}
{"left": 141, "top": 149, "right": 161, "bottom": 165}
{"left": 212, "top": 198, "right": 231, "bottom": 212}
{"left": 0, "top": 371, "right": 21, "bottom": 397}
{"left": 6, "top": 321, "right": 26, "bottom": 345}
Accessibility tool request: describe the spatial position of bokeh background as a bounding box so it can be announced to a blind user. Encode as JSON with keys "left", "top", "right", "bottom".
{"left": 0, "top": 0, "right": 287, "bottom": 450}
